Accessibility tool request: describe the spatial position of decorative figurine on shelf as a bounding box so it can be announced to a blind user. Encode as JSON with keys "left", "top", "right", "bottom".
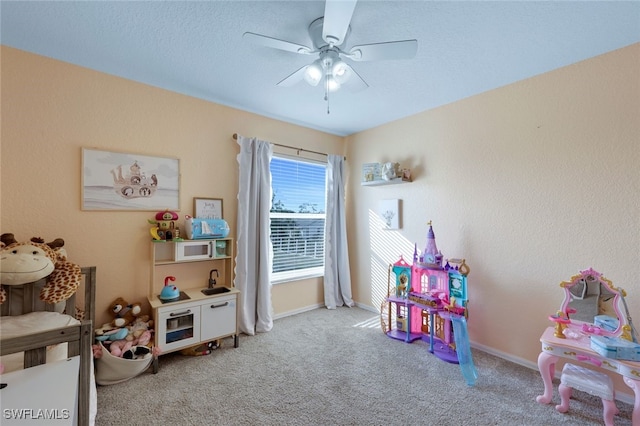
{"left": 148, "top": 209, "right": 179, "bottom": 240}
{"left": 381, "top": 162, "right": 399, "bottom": 181}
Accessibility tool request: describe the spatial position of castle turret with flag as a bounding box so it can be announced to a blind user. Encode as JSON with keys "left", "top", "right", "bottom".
{"left": 418, "top": 221, "right": 443, "bottom": 268}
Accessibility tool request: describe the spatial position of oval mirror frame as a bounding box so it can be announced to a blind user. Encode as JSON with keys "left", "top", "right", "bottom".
{"left": 559, "top": 268, "right": 632, "bottom": 339}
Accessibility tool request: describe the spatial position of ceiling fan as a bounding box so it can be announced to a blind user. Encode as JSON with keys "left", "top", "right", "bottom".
{"left": 243, "top": 0, "right": 418, "bottom": 112}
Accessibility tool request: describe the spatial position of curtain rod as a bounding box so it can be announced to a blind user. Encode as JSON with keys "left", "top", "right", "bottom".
{"left": 233, "top": 133, "right": 345, "bottom": 159}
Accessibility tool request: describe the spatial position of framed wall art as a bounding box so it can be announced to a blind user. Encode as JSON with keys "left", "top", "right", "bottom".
{"left": 193, "top": 197, "right": 223, "bottom": 219}
{"left": 81, "top": 148, "right": 180, "bottom": 211}
{"left": 379, "top": 199, "right": 400, "bottom": 230}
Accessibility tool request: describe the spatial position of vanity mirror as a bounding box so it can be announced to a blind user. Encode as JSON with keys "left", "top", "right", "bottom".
{"left": 559, "top": 268, "right": 635, "bottom": 341}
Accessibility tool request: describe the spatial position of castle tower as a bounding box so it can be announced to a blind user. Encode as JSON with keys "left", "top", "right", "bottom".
{"left": 421, "top": 221, "right": 443, "bottom": 267}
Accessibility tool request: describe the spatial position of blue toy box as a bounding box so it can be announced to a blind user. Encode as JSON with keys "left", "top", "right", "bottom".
{"left": 594, "top": 315, "right": 619, "bottom": 332}
{"left": 185, "top": 218, "right": 230, "bottom": 239}
{"left": 590, "top": 335, "right": 640, "bottom": 361}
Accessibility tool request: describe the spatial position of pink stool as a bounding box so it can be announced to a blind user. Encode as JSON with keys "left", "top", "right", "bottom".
{"left": 556, "top": 363, "right": 619, "bottom": 426}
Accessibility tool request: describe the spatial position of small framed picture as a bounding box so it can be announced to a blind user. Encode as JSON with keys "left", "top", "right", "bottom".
{"left": 193, "top": 197, "right": 223, "bottom": 219}
{"left": 379, "top": 199, "right": 400, "bottom": 230}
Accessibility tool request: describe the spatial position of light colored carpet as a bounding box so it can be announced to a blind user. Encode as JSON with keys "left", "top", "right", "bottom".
{"left": 96, "top": 306, "right": 634, "bottom": 425}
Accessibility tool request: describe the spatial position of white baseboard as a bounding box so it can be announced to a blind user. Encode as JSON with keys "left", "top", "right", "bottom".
{"left": 273, "top": 303, "right": 324, "bottom": 320}
{"left": 354, "top": 302, "right": 378, "bottom": 313}
{"left": 470, "top": 340, "right": 539, "bottom": 370}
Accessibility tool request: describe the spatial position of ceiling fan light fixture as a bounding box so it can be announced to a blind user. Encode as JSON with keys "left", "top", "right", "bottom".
{"left": 326, "top": 75, "right": 341, "bottom": 92}
{"left": 304, "top": 60, "right": 323, "bottom": 86}
{"left": 332, "top": 59, "right": 350, "bottom": 84}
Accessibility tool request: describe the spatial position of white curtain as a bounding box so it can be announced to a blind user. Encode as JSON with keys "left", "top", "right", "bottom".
{"left": 323, "top": 154, "right": 354, "bottom": 309}
{"left": 235, "top": 135, "right": 273, "bottom": 335}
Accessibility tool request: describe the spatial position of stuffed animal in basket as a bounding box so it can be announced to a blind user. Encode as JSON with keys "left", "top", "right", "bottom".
{"left": 103, "top": 329, "right": 152, "bottom": 357}
{"left": 109, "top": 297, "right": 142, "bottom": 327}
{"left": 0, "top": 233, "right": 81, "bottom": 305}
{"left": 126, "top": 315, "right": 154, "bottom": 341}
{"left": 95, "top": 323, "right": 129, "bottom": 342}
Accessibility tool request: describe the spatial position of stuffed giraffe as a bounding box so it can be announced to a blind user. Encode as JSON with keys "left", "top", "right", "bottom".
{"left": 0, "top": 233, "right": 82, "bottom": 304}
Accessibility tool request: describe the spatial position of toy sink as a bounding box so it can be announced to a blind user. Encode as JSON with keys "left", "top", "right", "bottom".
{"left": 201, "top": 287, "right": 231, "bottom": 296}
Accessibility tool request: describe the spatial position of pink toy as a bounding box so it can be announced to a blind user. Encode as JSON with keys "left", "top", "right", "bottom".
{"left": 582, "top": 323, "right": 604, "bottom": 335}
{"left": 556, "top": 363, "right": 618, "bottom": 426}
{"left": 549, "top": 311, "right": 571, "bottom": 338}
{"left": 92, "top": 344, "right": 103, "bottom": 359}
{"left": 106, "top": 329, "right": 152, "bottom": 357}
{"left": 108, "top": 340, "right": 134, "bottom": 357}
{"left": 384, "top": 221, "right": 476, "bottom": 385}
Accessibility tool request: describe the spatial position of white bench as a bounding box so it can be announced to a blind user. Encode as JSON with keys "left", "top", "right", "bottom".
{"left": 556, "top": 363, "right": 618, "bottom": 426}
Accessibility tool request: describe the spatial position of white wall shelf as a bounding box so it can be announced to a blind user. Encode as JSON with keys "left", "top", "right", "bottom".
{"left": 361, "top": 178, "right": 411, "bottom": 187}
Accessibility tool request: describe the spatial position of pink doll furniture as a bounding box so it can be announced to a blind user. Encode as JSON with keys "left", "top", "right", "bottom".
{"left": 536, "top": 268, "right": 640, "bottom": 426}
{"left": 556, "top": 363, "right": 618, "bottom": 426}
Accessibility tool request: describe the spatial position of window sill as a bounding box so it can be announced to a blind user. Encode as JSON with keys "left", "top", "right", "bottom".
{"left": 272, "top": 272, "right": 324, "bottom": 285}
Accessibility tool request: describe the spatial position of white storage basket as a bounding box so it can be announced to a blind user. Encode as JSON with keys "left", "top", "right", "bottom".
{"left": 95, "top": 342, "right": 153, "bottom": 385}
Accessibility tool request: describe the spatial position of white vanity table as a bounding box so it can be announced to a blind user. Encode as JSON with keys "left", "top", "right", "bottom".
{"left": 535, "top": 268, "right": 640, "bottom": 425}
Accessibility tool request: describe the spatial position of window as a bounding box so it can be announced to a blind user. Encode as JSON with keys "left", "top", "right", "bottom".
{"left": 270, "top": 155, "right": 326, "bottom": 282}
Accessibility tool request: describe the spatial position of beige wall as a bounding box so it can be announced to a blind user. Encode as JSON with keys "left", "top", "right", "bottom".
{"left": 345, "top": 43, "right": 639, "bottom": 395}
{"left": 2, "top": 43, "right": 639, "bottom": 396}
{"left": 1, "top": 46, "right": 342, "bottom": 327}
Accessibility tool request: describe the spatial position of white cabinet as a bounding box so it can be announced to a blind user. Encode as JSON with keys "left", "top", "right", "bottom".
{"left": 157, "top": 304, "right": 201, "bottom": 352}
{"left": 154, "top": 292, "right": 238, "bottom": 353}
{"left": 200, "top": 294, "right": 237, "bottom": 342}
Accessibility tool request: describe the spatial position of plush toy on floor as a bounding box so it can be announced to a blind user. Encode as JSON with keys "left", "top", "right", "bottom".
{"left": 0, "top": 233, "right": 82, "bottom": 305}
{"left": 180, "top": 340, "right": 221, "bottom": 356}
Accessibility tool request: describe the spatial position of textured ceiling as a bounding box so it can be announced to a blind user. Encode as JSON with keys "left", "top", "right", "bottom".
{"left": 2, "top": 1, "right": 639, "bottom": 136}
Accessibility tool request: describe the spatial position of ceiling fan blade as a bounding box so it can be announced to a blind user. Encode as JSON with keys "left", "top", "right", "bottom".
{"left": 348, "top": 39, "right": 418, "bottom": 61}
{"left": 276, "top": 65, "right": 309, "bottom": 87}
{"left": 341, "top": 64, "right": 368, "bottom": 93}
{"left": 322, "top": 0, "right": 357, "bottom": 46}
{"left": 243, "top": 32, "right": 313, "bottom": 55}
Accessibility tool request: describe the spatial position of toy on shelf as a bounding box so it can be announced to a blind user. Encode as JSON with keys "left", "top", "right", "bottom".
{"left": 381, "top": 221, "right": 477, "bottom": 386}
{"left": 148, "top": 209, "right": 180, "bottom": 241}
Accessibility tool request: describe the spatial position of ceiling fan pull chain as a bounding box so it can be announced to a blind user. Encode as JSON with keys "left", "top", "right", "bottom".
{"left": 325, "top": 75, "right": 331, "bottom": 114}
